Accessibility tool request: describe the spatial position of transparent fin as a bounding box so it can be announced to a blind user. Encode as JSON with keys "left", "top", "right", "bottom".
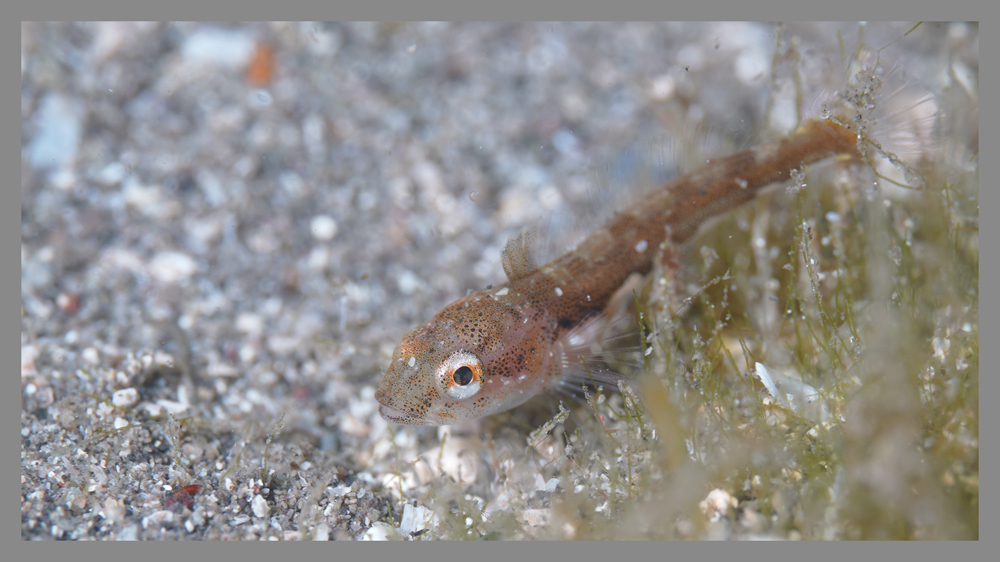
{"left": 813, "top": 49, "right": 942, "bottom": 189}
{"left": 500, "top": 226, "right": 538, "bottom": 282}
{"left": 550, "top": 313, "right": 643, "bottom": 395}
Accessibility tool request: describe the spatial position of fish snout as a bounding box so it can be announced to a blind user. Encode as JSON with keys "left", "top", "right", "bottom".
{"left": 375, "top": 393, "right": 432, "bottom": 425}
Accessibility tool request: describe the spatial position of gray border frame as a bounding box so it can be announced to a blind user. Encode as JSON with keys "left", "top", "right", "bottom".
{"left": 12, "top": 1, "right": 985, "bottom": 559}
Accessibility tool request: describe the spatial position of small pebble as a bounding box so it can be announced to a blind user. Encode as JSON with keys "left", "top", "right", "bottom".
{"left": 28, "top": 93, "right": 82, "bottom": 170}
{"left": 699, "top": 488, "right": 736, "bottom": 522}
{"left": 312, "top": 523, "right": 330, "bottom": 541}
{"left": 360, "top": 522, "right": 395, "bottom": 541}
{"left": 310, "top": 215, "right": 338, "bottom": 241}
{"left": 102, "top": 498, "right": 125, "bottom": 522}
{"left": 112, "top": 388, "right": 138, "bottom": 409}
{"left": 251, "top": 494, "right": 269, "bottom": 518}
{"left": 142, "top": 510, "right": 174, "bottom": 528}
{"left": 117, "top": 525, "right": 139, "bottom": 541}
{"left": 148, "top": 252, "right": 198, "bottom": 284}
{"left": 82, "top": 347, "right": 100, "bottom": 366}
{"left": 181, "top": 27, "right": 255, "bottom": 68}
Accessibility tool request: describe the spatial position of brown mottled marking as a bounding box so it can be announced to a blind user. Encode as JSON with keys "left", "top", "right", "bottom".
{"left": 376, "top": 119, "right": 859, "bottom": 425}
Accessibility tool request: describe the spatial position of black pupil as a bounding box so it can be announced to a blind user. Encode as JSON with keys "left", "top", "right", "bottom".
{"left": 453, "top": 366, "right": 474, "bottom": 386}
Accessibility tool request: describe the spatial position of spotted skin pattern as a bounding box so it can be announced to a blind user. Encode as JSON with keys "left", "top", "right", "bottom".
{"left": 375, "top": 120, "right": 860, "bottom": 425}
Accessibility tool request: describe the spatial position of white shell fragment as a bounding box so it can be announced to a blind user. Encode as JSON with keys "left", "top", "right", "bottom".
{"left": 251, "top": 494, "right": 269, "bottom": 518}
{"left": 399, "top": 504, "right": 437, "bottom": 536}
{"left": 148, "top": 251, "right": 198, "bottom": 284}
{"left": 754, "top": 362, "right": 830, "bottom": 423}
{"left": 360, "top": 522, "right": 396, "bottom": 541}
{"left": 700, "top": 488, "right": 737, "bottom": 522}
{"left": 111, "top": 388, "right": 139, "bottom": 409}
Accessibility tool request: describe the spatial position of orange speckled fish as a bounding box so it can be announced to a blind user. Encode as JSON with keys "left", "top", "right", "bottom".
{"left": 375, "top": 117, "right": 862, "bottom": 425}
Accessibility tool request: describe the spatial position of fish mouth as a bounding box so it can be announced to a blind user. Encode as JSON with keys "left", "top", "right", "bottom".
{"left": 375, "top": 386, "right": 439, "bottom": 425}
{"left": 377, "top": 402, "right": 430, "bottom": 425}
{"left": 374, "top": 388, "right": 406, "bottom": 423}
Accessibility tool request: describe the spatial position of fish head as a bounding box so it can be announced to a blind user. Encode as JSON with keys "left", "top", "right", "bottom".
{"left": 375, "top": 290, "right": 553, "bottom": 425}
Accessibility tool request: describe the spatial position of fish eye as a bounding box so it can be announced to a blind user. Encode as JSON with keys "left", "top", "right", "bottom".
{"left": 439, "top": 351, "right": 483, "bottom": 400}
{"left": 453, "top": 366, "right": 474, "bottom": 386}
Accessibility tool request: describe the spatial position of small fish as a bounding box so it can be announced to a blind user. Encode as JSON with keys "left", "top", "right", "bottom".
{"left": 375, "top": 47, "right": 939, "bottom": 425}
{"left": 375, "top": 117, "right": 861, "bottom": 425}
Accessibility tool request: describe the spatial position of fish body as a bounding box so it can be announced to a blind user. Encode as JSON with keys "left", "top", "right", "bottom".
{"left": 376, "top": 119, "right": 860, "bottom": 425}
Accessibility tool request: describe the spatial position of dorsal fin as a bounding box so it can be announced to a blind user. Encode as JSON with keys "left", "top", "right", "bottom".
{"left": 501, "top": 226, "right": 537, "bottom": 282}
